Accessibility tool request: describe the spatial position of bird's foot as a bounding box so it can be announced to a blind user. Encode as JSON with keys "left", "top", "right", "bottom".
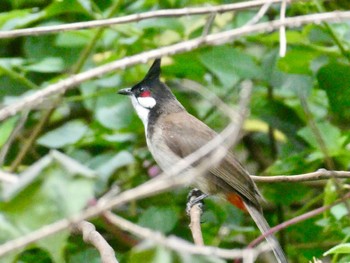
{"left": 186, "top": 188, "right": 208, "bottom": 216}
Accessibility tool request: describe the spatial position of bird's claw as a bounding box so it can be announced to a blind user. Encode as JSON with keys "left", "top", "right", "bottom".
{"left": 186, "top": 188, "right": 208, "bottom": 216}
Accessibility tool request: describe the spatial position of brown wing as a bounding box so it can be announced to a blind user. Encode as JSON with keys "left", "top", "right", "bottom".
{"left": 160, "top": 111, "right": 261, "bottom": 208}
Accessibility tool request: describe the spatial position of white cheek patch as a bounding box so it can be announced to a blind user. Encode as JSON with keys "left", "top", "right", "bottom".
{"left": 130, "top": 96, "right": 150, "bottom": 129}
{"left": 137, "top": 97, "right": 156, "bottom": 109}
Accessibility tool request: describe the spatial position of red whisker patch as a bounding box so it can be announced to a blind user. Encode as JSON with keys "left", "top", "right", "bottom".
{"left": 140, "top": 90, "right": 151, "bottom": 97}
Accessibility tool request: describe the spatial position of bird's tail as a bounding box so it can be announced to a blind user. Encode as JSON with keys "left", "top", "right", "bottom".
{"left": 244, "top": 202, "right": 288, "bottom": 263}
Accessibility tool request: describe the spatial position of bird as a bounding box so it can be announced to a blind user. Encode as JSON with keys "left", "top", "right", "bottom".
{"left": 118, "top": 58, "right": 287, "bottom": 263}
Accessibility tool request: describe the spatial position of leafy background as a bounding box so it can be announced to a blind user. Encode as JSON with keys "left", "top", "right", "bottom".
{"left": 1, "top": 0, "right": 350, "bottom": 262}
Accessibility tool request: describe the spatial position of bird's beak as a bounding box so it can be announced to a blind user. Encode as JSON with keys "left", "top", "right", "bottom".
{"left": 118, "top": 88, "right": 132, "bottom": 96}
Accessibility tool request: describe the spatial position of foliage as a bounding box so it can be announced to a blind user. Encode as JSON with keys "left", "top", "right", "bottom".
{"left": 0, "top": 0, "right": 350, "bottom": 262}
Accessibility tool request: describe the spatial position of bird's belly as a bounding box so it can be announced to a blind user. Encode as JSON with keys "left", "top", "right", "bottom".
{"left": 147, "top": 136, "right": 181, "bottom": 172}
{"left": 146, "top": 134, "right": 219, "bottom": 195}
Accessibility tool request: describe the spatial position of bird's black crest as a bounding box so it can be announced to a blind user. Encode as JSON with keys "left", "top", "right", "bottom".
{"left": 143, "top": 58, "right": 161, "bottom": 81}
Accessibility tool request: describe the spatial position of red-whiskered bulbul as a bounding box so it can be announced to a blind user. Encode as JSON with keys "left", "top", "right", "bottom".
{"left": 118, "top": 59, "right": 287, "bottom": 263}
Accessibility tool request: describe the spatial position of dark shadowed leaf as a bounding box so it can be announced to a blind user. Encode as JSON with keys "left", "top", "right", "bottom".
{"left": 317, "top": 62, "right": 350, "bottom": 123}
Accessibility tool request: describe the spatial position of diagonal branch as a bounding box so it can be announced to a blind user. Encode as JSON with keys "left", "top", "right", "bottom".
{"left": 0, "top": 11, "right": 349, "bottom": 122}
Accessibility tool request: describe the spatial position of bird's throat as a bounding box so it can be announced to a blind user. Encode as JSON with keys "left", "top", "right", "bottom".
{"left": 131, "top": 96, "right": 150, "bottom": 128}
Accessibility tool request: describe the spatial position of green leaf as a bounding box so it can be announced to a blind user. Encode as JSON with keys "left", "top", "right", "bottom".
{"left": 68, "top": 248, "right": 101, "bottom": 263}
{"left": 330, "top": 204, "right": 348, "bottom": 221}
{"left": 0, "top": 151, "right": 95, "bottom": 262}
{"left": 264, "top": 182, "right": 309, "bottom": 206}
{"left": 0, "top": 116, "right": 18, "bottom": 148}
{"left": 0, "top": 9, "right": 43, "bottom": 30}
{"left": 199, "top": 46, "right": 262, "bottom": 86}
{"left": 23, "top": 34, "right": 82, "bottom": 66}
{"left": 297, "top": 122, "right": 345, "bottom": 155}
{"left": 128, "top": 245, "right": 172, "bottom": 263}
{"left": 266, "top": 152, "right": 313, "bottom": 175}
{"left": 55, "top": 31, "right": 92, "bottom": 47}
{"left": 138, "top": 207, "right": 178, "bottom": 234}
{"left": 0, "top": 58, "right": 29, "bottom": 99}
{"left": 76, "top": 0, "right": 93, "bottom": 13}
{"left": 25, "top": 57, "right": 65, "bottom": 73}
{"left": 324, "top": 243, "right": 350, "bottom": 255}
{"left": 92, "top": 151, "right": 134, "bottom": 194}
{"left": 95, "top": 99, "right": 133, "bottom": 130}
{"left": 324, "top": 180, "right": 338, "bottom": 207}
{"left": 251, "top": 98, "right": 304, "bottom": 146}
{"left": 96, "top": 151, "right": 134, "bottom": 179}
{"left": 103, "top": 132, "right": 136, "bottom": 143}
{"left": 44, "top": 0, "right": 92, "bottom": 17}
{"left": 37, "top": 120, "right": 88, "bottom": 148}
{"left": 317, "top": 62, "right": 350, "bottom": 122}
{"left": 176, "top": 251, "right": 225, "bottom": 263}
{"left": 278, "top": 47, "right": 320, "bottom": 74}
{"left": 164, "top": 53, "right": 207, "bottom": 81}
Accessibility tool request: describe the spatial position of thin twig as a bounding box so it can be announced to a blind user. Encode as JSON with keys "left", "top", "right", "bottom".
{"left": 299, "top": 95, "right": 350, "bottom": 215}
{"left": 313, "top": 0, "right": 350, "bottom": 62}
{"left": 71, "top": 0, "right": 122, "bottom": 74}
{"left": 9, "top": 107, "right": 55, "bottom": 172}
{"left": 0, "top": 111, "right": 29, "bottom": 166}
{"left": 103, "top": 211, "right": 269, "bottom": 260}
{"left": 279, "top": 0, "right": 288, "bottom": 57}
{"left": 0, "top": 0, "right": 286, "bottom": 39}
{"left": 0, "top": 11, "right": 349, "bottom": 122}
{"left": 72, "top": 221, "right": 119, "bottom": 263}
{"left": 201, "top": 12, "right": 216, "bottom": 38}
{"left": 252, "top": 169, "right": 350, "bottom": 183}
{"left": 299, "top": 95, "right": 334, "bottom": 169}
{"left": 244, "top": 0, "right": 274, "bottom": 26}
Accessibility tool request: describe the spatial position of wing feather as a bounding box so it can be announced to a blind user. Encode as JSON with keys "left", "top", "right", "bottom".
{"left": 160, "top": 112, "right": 261, "bottom": 208}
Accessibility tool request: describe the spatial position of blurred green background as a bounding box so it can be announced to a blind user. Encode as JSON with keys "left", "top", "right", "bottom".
{"left": 1, "top": 0, "right": 350, "bottom": 262}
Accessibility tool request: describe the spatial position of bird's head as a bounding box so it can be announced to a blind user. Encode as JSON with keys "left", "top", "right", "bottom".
{"left": 118, "top": 58, "right": 182, "bottom": 125}
{"left": 119, "top": 58, "right": 177, "bottom": 107}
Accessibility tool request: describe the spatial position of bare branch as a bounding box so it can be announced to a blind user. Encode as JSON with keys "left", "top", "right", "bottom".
{"left": 103, "top": 211, "right": 269, "bottom": 261}
{"left": 252, "top": 169, "right": 350, "bottom": 183}
{"left": 189, "top": 203, "right": 204, "bottom": 246}
{"left": 72, "top": 221, "right": 118, "bottom": 263}
{"left": 0, "top": 170, "right": 19, "bottom": 184}
{"left": 0, "top": 11, "right": 349, "bottom": 122}
{"left": 187, "top": 191, "right": 205, "bottom": 246}
{"left": 0, "top": 0, "right": 286, "bottom": 39}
